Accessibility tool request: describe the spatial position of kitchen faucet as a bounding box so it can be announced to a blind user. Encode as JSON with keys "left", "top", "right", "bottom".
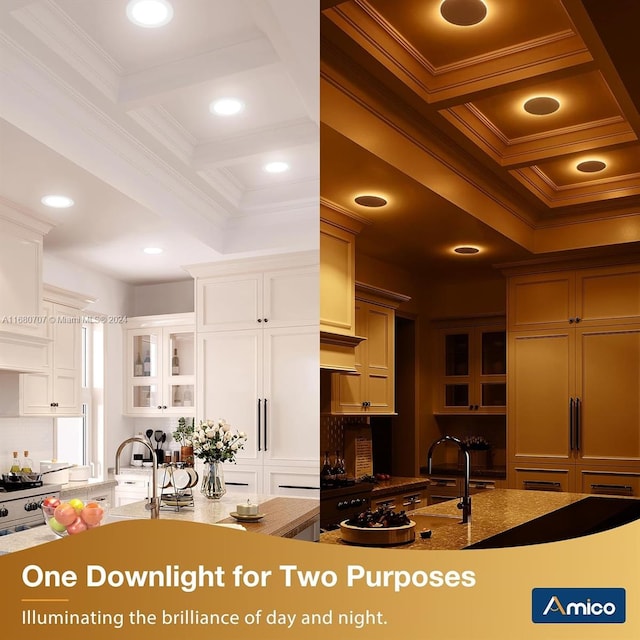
{"left": 115, "top": 436, "right": 160, "bottom": 519}
{"left": 427, "top": 435, "right": 471, "bottom": 524}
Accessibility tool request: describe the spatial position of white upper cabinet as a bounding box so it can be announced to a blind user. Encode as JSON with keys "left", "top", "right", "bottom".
{"left": 193, "top": 253, "right": 318, "bottom": 332}
{"left": 124, "top": 313, "right": 195, "bottom": 416}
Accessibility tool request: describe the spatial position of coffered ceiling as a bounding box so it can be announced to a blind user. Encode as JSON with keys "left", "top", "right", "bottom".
{"left": 321, "top": 0, "right": 640, "bottom": 274}
{"left": 0, "top": 0, "right": 318, "bottom": 284}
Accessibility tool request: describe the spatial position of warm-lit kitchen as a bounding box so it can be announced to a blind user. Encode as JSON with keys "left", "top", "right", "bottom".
{"left": 0, "top": 0, "right": 320, "bottom": 551}
{"left": 318, "top": 0, "right": 640, "bottom": 547}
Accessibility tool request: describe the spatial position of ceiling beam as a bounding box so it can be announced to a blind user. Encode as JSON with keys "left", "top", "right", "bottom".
{"left": 243, "top": 0, "right": 319, "bottom": 124}
{"left": 118, "top": 37, "right": 279, "bottom": 108}
{"left": 193, "top": 119, "right": 318, "bottom": 168}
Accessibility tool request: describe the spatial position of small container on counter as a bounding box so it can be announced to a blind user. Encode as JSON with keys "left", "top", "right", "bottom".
{"left": 236, "top": 500, "right": 259, "bottom": 516}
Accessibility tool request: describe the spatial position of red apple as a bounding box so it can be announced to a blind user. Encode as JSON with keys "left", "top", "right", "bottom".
{"left": 42, "top": 496, "right": 61, "bottom": 517}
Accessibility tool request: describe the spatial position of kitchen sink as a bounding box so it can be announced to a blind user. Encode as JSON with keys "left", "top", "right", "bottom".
{"left": 465, "top": 496, "right": 640, "bottom": 549}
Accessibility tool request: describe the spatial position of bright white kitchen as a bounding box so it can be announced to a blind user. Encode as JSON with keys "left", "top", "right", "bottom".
{"left": 0, "top": 0, "right": 319, "bottom": 544}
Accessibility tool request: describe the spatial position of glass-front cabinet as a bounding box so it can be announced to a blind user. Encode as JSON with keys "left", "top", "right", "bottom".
{"left": 436, "top": 321, "right": 506, "bottom": 414}
{"left": 126, "top": 314, "right": 195, "bottom": 416}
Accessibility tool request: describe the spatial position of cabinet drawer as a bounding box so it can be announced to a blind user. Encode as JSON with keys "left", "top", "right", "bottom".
{"left": 509, "top": 465, "right": 572, "bottom": 492}
{"left": 223, "top": 467, "right": 260, "bottom": 495}
{"left": 578, "top": 469, "right": 640, "bottom": 497}
{"left": 264, "top": 469, "right": 320, "bottom": 498}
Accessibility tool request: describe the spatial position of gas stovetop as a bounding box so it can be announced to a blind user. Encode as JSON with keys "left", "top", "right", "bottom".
{"left": 0, "top": 483, "right": 60, "bottom": 501}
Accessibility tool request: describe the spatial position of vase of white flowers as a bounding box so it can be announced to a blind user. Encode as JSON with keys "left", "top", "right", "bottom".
{"left": 193, "top": 419, "right": 247, "bottom": 499}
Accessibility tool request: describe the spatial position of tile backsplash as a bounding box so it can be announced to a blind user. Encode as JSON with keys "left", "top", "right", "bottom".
{"left": 0, "top": 417, "right": 54, "bottom": 472}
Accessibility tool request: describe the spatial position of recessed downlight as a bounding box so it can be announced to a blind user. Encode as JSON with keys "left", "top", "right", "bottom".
{"left": 41, "top": 195, "right": 74, "bottom": 208}
{"left": 210, "top": 98, "right": 244, "bottom": 116}
{"left": 453, "top": 246, "right": 481, "bottom": 255}
{"left": 143, "top": 247, "right": 163, "bottom": 255}
{"left": 440, "top": 0, "right": 488, "bottom": 26}
{"left": 523, "top": 96, "right": 561, "bottom": 116}
{"left": 126, "top": 0, "right": 174, "bottom": 28}
{"left": 576, "top": 160, "right": 607, "bottom": 173}
{"left": 264, "top": 161, "right": 289, "bottom": 174}
{"left": 354, "top": 195, "right": 388, "bottom": 208}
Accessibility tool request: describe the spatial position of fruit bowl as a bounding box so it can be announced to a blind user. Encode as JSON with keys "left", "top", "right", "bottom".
{"left": 41, "top": 497, "right": 106, "bottom": 538}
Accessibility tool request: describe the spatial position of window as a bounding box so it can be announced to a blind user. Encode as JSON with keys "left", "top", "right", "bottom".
{"left": 54, "top": 320, "right": 105, "bottom": 476}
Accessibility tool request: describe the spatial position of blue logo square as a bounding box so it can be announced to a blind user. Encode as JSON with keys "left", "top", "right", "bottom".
{"left": 532, "top": 588, "right": 626, "bottom": 623}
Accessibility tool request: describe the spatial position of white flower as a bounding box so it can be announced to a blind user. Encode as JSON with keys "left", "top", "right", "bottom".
{"left": 203, "top": 443, "right": 210, "bottom": 451}
{"left": 223, "top": 423, "right": 230, "bottom": 432}
{"left": 207, "top": 420, "right": 214, "bottom": 427}
{"left": 231, "top": 443, "right": 238, "bottom": 451}
{"left": 215, "top": 441, "right": 224, "bottom": 449}
{"left": 205, "top": 427, "right": 215, "bottom": 438}
{"left": 239, "top": 431, "right": 246, "bottom": 439}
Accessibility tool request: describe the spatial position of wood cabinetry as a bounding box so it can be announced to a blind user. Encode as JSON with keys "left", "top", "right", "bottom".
{"left": 507, "top": 262, "right": 640, "bottom": 492}
{"left": 124, "top": 314, "right": 195, "bottom": 416}
{"left": 372, "top": 486, "right": 429, "bottom": 512}
{"left": 328, "top": 284, "right": 409, "bottom": 415}
{"left": 434, "top": 319, "right": 506, "bottom": 414}
{"left": 189, "top": 252, "right": 319, "bottom": 497}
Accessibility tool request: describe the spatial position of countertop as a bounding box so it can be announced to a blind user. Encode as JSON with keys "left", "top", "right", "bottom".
{"left": 371, "top": 476, "right": 430, "bottom": 497}
{"left": 320, "top": 489, "right": 590, "bottom": 550}
{"left": 0, "top": 492, "right": 318, "bottom": 554}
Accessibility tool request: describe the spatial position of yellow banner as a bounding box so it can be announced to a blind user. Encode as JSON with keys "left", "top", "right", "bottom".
{"left": 1, "top": 519, "right": 639, "bottom": 639}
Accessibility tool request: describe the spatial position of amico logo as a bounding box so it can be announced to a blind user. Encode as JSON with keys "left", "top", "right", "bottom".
{"left": 532, "top": 588, "right": 625, "bottom": 624}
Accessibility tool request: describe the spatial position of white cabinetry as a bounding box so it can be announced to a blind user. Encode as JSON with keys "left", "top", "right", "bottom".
{"left": 124, "top": 314, "right": 195, "bottom": 416}
{"left": 0, "top": 202, "right": 52, "bottom": 372}
{"left": 189, "top": 252, "right": 320, "bottom": 498}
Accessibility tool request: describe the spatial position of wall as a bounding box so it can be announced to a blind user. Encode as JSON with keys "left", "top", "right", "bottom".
{"left": 131, "top": 280, "right": 194, "bottom": 316}
{"left": 0, "top": 417, "right": 53, "bottom": 473}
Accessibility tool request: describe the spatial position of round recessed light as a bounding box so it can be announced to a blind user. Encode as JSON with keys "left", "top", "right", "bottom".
{"left": 453, "top": 246, "right": 481, "bottom": 255}
{"left": 354, "top": 195, "right": 388, "bottom": 208}
{"left": 126, "top": 0, "right": 174, "bottom": 28}
{"left": 264, "top": 161, "right": 289, "bottom": 174}
{"left": 41, "top": 195, "right": 74, "bottom": 208}
{"left": 440, "top": 0, "right": 488, "bottom": 26}
{"left": 210, "top": 98, "right": 244, "bottom": 116}
{"left": 576, "top": 160, "right": 607, "bottom": 173}
{"left": 523, "top": 96, "right": 561, "bottom": 116}
{"left": 143, "top": 247, "right": 163, "bottom": 255}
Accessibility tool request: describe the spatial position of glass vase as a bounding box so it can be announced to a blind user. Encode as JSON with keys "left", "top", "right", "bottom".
{"left": 201, "top": 461, "right": 226, "bottom": 499}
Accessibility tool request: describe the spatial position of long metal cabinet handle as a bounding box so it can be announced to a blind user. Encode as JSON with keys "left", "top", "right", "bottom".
{"left": 263, "top": 398, "right": 268, "bottom": 451}
{"left": 523, "top": 480, "right": 561, "bottom": 490}
{"left": 590, "top": 484, "right": 633, "bottom": 495}
{"left": 575, "top": 397, "right": 581, "bottom": 451}
{"left": 569, "top": 397, "right": 575, "bottom": 451}
{"left": 257, "top": 398, "right": 262, "bottom": 451}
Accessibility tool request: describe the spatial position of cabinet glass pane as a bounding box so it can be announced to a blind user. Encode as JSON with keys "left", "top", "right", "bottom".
{"left": 482, "top": 331, "right": 506, "bottom": 375}
{"left": 481, "top": 383, "right": 506, "bottom": 407}
{"left": 445, "top": 384, "right": 469, "bottom": 407}
{"left": 169, "top": 332, "right": 194, "bottom": 377}
{"left": 133, "top": 385, "right": 158, "bottom": 408}
{"left": 133, "top": 334, "right": 158, "bottom": 378}
{"left": 170, "top": 384, "right": 194, "bottom": 409}
{"left": 445, "top": 334, "right": 469, "bottom": 376}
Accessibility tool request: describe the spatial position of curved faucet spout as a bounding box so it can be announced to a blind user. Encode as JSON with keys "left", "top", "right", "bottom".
{"left": 115, "top": 437, "right": 160, "bottom": 519}
{"left": 427, "top": 435, "right": 471, "bottom": 524}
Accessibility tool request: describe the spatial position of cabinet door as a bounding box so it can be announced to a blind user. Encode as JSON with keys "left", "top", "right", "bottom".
{"left": 476, "top": 327, "right": 506, "bottom": 413}
{"left": 363, "top": 302, "right": 394, "bottom": 414}
{"left": 576, "top": 326, "right": 640, "bottom": 466}
{"left": 198, "top": 274, "right": 262, "bottom": 331}
{"left": 262, "top": 326, "right": 319, "bottom": 465}
{"left": 165, "top": 328, "right": 195, "bottom": 415}
{"left": 320, "top": 222, "right": 355, "bottom": 336}
{"left": 509, "top": 331, "right": 574, "bottom": 462}
{"left": 264, "top": 267, "right": 318, "bottom": 328}
{"left": 576, "top": 265, "right": 640, "bottom": 327}
{"left": 198, "top": 330, "right": 262, "bottom": 463}
{"left": 508, "top": 271, "right": 575, "bottom": 330}
{"left": 127, "top": 328, "right": 163, "bottom": 414}
{"left": 264, "top": 467, "right": 320, "bottom": 498}
{"left": 222, "top": 465, "right": 262, "bottom": 495}
{"left": 51, "top": 303, "right": 81, "bottom": 414}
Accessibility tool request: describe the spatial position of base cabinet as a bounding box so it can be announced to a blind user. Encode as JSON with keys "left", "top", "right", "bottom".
{"left": 509, "top": 464, "right": 640, "bottom": 497}
{"left": 222, "top": 465, "right": 319, "bottom": 498}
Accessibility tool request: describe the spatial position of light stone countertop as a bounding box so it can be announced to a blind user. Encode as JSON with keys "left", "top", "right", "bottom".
{"left": 0, "top": 492, "right": 318, "bottom": 554}
{"left": 320, "top": 489, "right": 593, "bottom": 550}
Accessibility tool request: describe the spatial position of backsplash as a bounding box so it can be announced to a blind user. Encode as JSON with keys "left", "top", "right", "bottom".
{"left": 0, "top": 417, "right": 54, "bottom": 472}
{"left": 320, "top": 415, "right": 369, "bottom": 464}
